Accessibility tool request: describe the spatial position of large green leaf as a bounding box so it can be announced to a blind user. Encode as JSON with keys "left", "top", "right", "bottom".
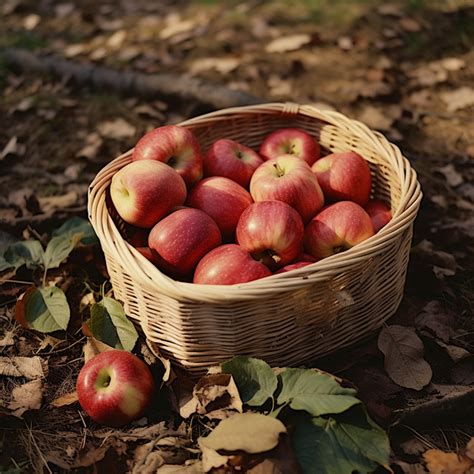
{"left": 4, "top": 241, "right": 44, "bottom": 270}
{"left": 291, "top": 407, "right": 390, "bottom": 474}
{"left": 88, "top": 297, "right": 138, "bottom": 351}
{"left": 52, "top": 217, "right": 98, "bottom": 245}
{"left": 16, "top": 285, "right": 70, "bottom": 333}
{"left": 277, "top": 368, "right": 360, "bottom": 416}
{"left": 221, "top": 356, "right": 278, "bottom": 407}
{"left": 42, "top": 234, "right": 81, "bottom": 270}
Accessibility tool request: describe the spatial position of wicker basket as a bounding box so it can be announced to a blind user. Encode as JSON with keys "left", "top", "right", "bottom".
{"left": 88, "top": 102, "right": 422, "bottom": 374}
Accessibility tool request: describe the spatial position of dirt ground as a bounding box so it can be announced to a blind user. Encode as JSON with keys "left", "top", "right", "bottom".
{"left": 0, "top": 0, "right": 473, "bottom": 472}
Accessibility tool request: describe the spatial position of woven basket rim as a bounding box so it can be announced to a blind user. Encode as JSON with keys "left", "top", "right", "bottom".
{"left": 88, "top": 102, "right": 422, "bottom": 303}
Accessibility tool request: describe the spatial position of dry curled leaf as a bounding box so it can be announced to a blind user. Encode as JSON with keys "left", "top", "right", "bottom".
{"left": 1, "top": 136, "right": 26, "bottom": 160}
{"left": 423, "top": 448, "right": 473, "bottom": 474}
{"left": 50, "top": 391, "right": 79, "bottom": 407}
{"left": 38, "top": 191, "right": 78, "bottom": 213}
{"left": 378, "top": 325, "right": 432, "bottom": 390}
{"left": 83, "top": 336, "right": 115, "bottom": 363}
{"left": 0, "top": 355, "right": 47, "bottom": 379}
{"left": 436, "top": 164, "right": 464, "bottom": 187}
{"left": 265, "top": 34, "right": 311, "bottom": 53}
{"left": 8, "top": 378, "right": 43, "bottom": 417}
{"left": 441, "top": 87, "right": 474, "bottom": 112}
{"left": 98, "top": 118, "right": 136, "bottom": 140}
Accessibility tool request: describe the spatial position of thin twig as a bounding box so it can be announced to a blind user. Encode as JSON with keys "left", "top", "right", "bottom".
{"left": 38, "top": 336, "right": 87, "bottom": 356}
{"left": 27, "top": 424, "right": 53, "bottom": 474}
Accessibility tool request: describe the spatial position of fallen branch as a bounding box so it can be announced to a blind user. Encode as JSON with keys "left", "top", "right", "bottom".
{"left": 2, "top": 48, "right": 262, "bottom": 110}
{"left": 393, "top": 385, "right": 474, "bottom": 428}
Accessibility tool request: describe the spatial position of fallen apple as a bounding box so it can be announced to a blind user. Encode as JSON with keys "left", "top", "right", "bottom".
{"left": 76, "top": 350, "right": 155, "bottom": 427}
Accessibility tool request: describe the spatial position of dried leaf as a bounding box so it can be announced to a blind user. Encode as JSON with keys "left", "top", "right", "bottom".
{"left": 0, "top": 136, "right": 25, "bottom": 160}
{"left": 50, "top": 391, "right": 79, "bottom": 407}
{"left": 265, "top": 34, "right": 311, "bottom": 53}
{"left": 180, "top": 373, "right": 243, "bottom": 419}
{"left": 436, "top": 164, "right": 464, "bottom": 187}
{"left": 412, "top": 240, "right": 458, "bottom": 279}
{"left": 38, "top": 191, "right": 78, "bottom": 213}
{"left": 77, "top": 132, "right": 103, "bottom": 160}
{"left": 399, "top": 17, "right": 421, "bottom": 32}
{"left": 160, "top": 18, "right": 197, "bottom": 40}
{"left": 106, "top": 30, "right": 127, "bottom": 49}
{"left": 199, "top": 413, "right": 286, "bottom": 471}
{"left": 436, "top": 341, "right": 472, "bottom": 362}
{"left": 23, "top": 13, "right": 41, "bottom": 30}
{"left": 423, "top": 449, "right": 473, "bottom": 474}
{"left": 357, "top": 104, "right": 401, "bottom": 131}
{"left": 8, "top": 378, "right": 43, "bottom": 417}
{"left": 190, "top": 57, "right": 240, "bottom": 75}
{"left": 441, "top": 87, "right": 474, "bottom": 112}
{"left": 0, "top": 330, "right": 15, "bottom": 347}
{"left": 83, "top": 336, "right": 115, "bottom": 363}
{"left": 0, "top": 355, "right": 46, "bottom": 378}
{"left": 415, "top": 301, "right": 456, "bottom": 343}
{"left": 440, "top": 57, "right": 466, "bottom": 71}
{"left": 378, "top": 325, "right": 432, "bottom": 390}
{"left": 98, "top": 118, "right": 136, "bottom": 140}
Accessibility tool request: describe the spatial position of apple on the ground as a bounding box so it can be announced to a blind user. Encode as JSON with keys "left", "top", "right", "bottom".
{"left": 187, "top": 177, "right": 253, "bottom": 241}
{"left": 132, "top": 125, "right": 203, "bottom": 187}
{"left": 194, "top": 244, "right": 272, "bottom": 285}
{"left": 259, "top": 128, "right": 320, "bottom": 166}
{"left": 148, "top": 208, "right": 221, "bottom": 279}
{"left": 304, "top": 201, "right": 374, "bottom": 259}
{"left": 110, "top": 160, "right": 187, "bottom": 228}
{"left": 365, "top": 199, "right": 392, "bottom": 233}
{"left": 204, "top": 139, "right": 263, "bottom": 188}
{"left": 250, "top": 154, "right": 324, "bottom": 223}
{"left": 311, "top": 151, "right": 372, "bottom": 206}
{"left": 76, "top": 350, "right": 155, "bottom": 427}
{"left": 236, "top": 201, "right": 304, "bottom": 270}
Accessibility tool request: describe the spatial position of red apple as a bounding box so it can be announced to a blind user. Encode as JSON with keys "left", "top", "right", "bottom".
{"left": 236, "top": 201, "right": 304, "bottom": 270}
{"left": 365, "top": 199, "right": 392, "bottom": 233}
{"left": 194, "top": 244, "right": 272, "bottom": 285}
{"left": 304, "top": 201, "right": 374, "bottom": 259}
{"left": 187, "top": 177, "right": 253, "bottom": 241}
{"left": 249, "top": 154, "right": 324, "bottom": 223}
{"left": 259, "top": 128, "right": 320, "bottom": 166}
{"left": 204, "top": 139, "right": 264, "bottom": 188}
{"left": 275, "top": 260, "right": 315, "bottom": 274}
{"left": 76, "top": 350, "right": 155, "bottom": 427}
{"left": 148, "top": 208, "right": 221, "bottom": 279}
{"left": 110, "top": 160, "right": 186, "bottom": 228}
{"left": 132, "top": 125, "right": 203, "bottom": 187}
{"left": 311, "top": 151, "right": 372, "bottom": 207}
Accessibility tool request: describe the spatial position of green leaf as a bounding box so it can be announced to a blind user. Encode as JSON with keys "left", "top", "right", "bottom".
{"left": 291, "top": 406, "right": 390, "bottom": 474}
{"left": 16, "top": 285, "right": 70, "bottom": 333}
{"left": 221, "top": 356, "right": 278, "bottom": 406}
{"left": 0, "top": 256, "right": 14, "bottom": 272}
{"left": 4, "top": 241, "right": 44, "bottom": 270}
{"left": 43, "top": 234, "right": 80, "bottom": 270}
{"left": 277, "top": 368, "right": 360, "bottom": 416}
{"left": 88, "top": 296, "right": 138, "bottom": 351}
{"left": 52, "top": 217, "right": 98, "bottom": 245}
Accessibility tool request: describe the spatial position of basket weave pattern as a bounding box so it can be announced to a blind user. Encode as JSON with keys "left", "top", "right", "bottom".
{"left": 88, "top": 103, "right": 422, "bottom": 373}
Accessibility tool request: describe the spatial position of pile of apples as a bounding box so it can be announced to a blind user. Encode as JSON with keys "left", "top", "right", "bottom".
{"left": 110, "top": 125, "right": 392, "bottom": 285}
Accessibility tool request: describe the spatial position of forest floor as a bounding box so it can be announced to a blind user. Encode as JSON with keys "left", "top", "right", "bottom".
{"left": 0, "top": 0, "right": 473, "bottom": 472}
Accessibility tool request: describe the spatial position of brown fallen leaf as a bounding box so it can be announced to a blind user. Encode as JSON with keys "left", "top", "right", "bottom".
{"left": 38, "top": 191, "right": 78, "bottom": 213}
{"left": 378, "top": 325, "right": 432, "bottom": 390}
{"left": 23, "top": 13, "right": 41, "bottom": 30}
{"left": 1, "top": 136, "right": 26, "bottom": 160}
{"left": 423, "top": 448, "right": 473, "bottom": 474}
{"left": 412, "top": 240, "right": 458, "bottom": 279}
{"left": 415, "top": 300, "right": 456, "bottom": 343}
{"left": 265, "top": 34, "right": 311, "bottom": 53}
{"left": 180, "top": 373, "right": 243, "bottom": 419}
{"left": 98, "top": 118, "right": 136, "bottom": 140}
{"left": 357, "top": 104, "right": 402, "bottom": 131}
{"left": 436, "top": 341, "right": 472, "bottom": 363}
{"left": 8, "top": 378, "right": 43, "bottom": 417}
{"left": 160, "top": 16, "right": 198, "bottom": 40}
{"left": 77, "top": 132, "right": 103, "bottom": 160}
{"left": 436, "top": 164, "right": 464, "bottom": 187}
{"left": 0, "top": 355, "right": 47, "bottom": 379}
{"left": 399, "top": 17, "right": 422, "bottom": 32}
{"left": 393, "top": 460, "right": 427, "bottom": 473}
{"left": 83, "top": 336, "right": 115, "bottom": 363}
{"left": 0, "top": 330, "right": 15, "bottom": 347}
{"left": 189, "top": 57, "right": 240, "bottom": 75}
{"left": 441, "top": 87, "right": 474, "bottom": 112}
{"left": 50, "top": 391, "right": 79, "bottom": 407}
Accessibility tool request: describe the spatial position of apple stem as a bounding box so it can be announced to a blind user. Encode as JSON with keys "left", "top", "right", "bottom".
{"left": 168, "top": 156, "right": 177, "bottom": 167}
{"left": 255, "top": 249, "right": 281, "bottom": 268}
{"left": 273, "top": 163, "right": 285, "bottom": 177}
{"left": 236, "top": 150, "right": 243, "bottom": 159}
